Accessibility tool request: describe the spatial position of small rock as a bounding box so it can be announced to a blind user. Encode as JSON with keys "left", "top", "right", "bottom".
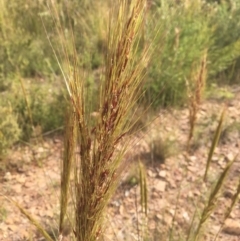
{"left": 229, "top": 212, "right": 236, "bottom": 219}
{"left": 189, "top": 155, "right": 197, "bottom": 162}
{"left": 158, "top": 170, "right": 167, "bottom": 178}
{"left": 24, "top": 182, "right": 33, "bottom": 188}
{"left": 53, "top": 138, "right": 61, "bottom": 143}
{"left": 3, "top": 172, "right": 12, "bottom": 181}
{"left": 147, "top": 169, "right": 156, "bottom": 178}
{"left": 168, "top": 209, "right": 175, "bottom": 216}
{"left": 151, "top": 191, "right": 159, "bottom": 198}
{"left": 119, "top": 205, "right": 124, "bottom": 215}
{"left": 223, "top": 219, "right": 240, "bottom": 236}
{"left": 187, "top": 165, "right": 198, "bottom": 173}
{"left": 162, "top": 213, "right": 172, "bottom": 226}
{"left": 212, "top": 155, "right": 219, "bottom": 162}
{"left": 182, "top": 211, "right": 190, "bottom": 221}
{"left": 168, "top": 179, "right": 177, "bottom": 189}
{"left": 17, "top": 175, "right": 26, "bottom": 183}
{"left": 226, "top": 153, "right": 235, "bottom": 161}
{"left": 223, "top": 190, "right": 233, "bottom": 199}
{"left": 11, "top": 184, "right": 22, "bottom": 193}
{"left": 193, "top": 189, "right": 201, "bottom": 196}
{"left": 148, "top": 220, "right": 156, "bottom": 230}
{"left": 38, "top": 147, "right": 45, "bottom": 153}
{"left": 209, "top": 225, "right": 221, "bottom": 235}
{"left": 111, "top": 200, "right": 120, "bottom": 207}
{"left": 188, "top": 191, "right": 194, "bottom": 198}
{"left": 125, "top": 190, "right": 130, "bottom": 197}
{"left": 153, "top": 180, "right": 167, "bottom": 192}
{"left": 218, "top": 160, "right": 226, "bottom": 169}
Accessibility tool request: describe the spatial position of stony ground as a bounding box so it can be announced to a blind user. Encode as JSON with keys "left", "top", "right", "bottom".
{"left": 0, "top": 86, "right": 240, "bottom": 241}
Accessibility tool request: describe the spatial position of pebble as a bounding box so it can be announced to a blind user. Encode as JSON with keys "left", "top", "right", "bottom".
{"left": 3, "top": 172, "right": 12, "bottom": 181}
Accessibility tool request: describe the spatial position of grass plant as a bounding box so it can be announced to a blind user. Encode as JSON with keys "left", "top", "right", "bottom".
{"left": 65, "top": 1, "right": 149, "bottom": 239}
{"left": 8, "top": 0, "right": 151, "bottom": 240}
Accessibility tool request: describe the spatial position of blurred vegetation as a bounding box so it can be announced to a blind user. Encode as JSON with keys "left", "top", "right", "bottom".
{"left": 0, "top": 106, "right": 21, "bottom": 155}
{"left": 144, "top": 0, "right": 240, "bottom": 107}
{"left": 0, "top": 0, "right": 240, "bottom": 153}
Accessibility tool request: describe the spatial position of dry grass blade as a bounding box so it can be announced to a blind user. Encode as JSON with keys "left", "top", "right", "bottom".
{"left": 186, "top": 207, "right": 198, "bottom": 241}
{"left": 213, "top": 153, "right": 240, "bottom": 241}
{"left": 168, "top": 187, "right": 183, "bottom": 241}
{"left": 139, "top": 160, "right": 148, "bottom": 217}
{"left": 204, "top": 108, "right": 226, "bottom": 182}
{"left": 193, "top": 156, "right": 236, "bottom": 241}
{"left": 224, "top": 158, "right": 240, "bottom": 219}
{"left": 2, "top": 195, "right": 54, "bottom": 241}
{"left": 43, "top": 0, "right": 73, "bottom": 98}
{"left": 59, "top": 107, "right": 76, "bottom": 236}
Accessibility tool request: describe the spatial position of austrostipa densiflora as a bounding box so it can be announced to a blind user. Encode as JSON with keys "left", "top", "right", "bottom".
{"left": 56, "top": 0, "right": 150, "bottom": 240}
{"left": 5, "top": 0, "right": 151, "bottom": 240}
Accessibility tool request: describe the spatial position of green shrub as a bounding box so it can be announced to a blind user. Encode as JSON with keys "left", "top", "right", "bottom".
{"left": 0, "top": 0, "right": 107, "bottom": 143}
{"left": 144, "top": 1, "right": 214, "bottom": 107}
{"left": 0, "top": 0, "right": 58, "bottom": 84}
{"left": 209, "top": 1, "right": 240, "bottom": 84}
{"left": 0, "top": 0, "right": 108, "bottom": 81}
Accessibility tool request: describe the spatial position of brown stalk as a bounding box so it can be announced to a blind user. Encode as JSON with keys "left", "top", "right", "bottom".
{"left": 187, "top": 51, "right": 207, "bottom": 151}
{"left": 66, "top": 1, "right": 150, "bottom": 240}
{"left": 59, "top": 107, "right": 76, "bottom": 236}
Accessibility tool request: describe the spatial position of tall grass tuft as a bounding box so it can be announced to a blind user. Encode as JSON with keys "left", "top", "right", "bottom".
{"left": 58, "top": 0, "right": 150, "bottom": 240}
